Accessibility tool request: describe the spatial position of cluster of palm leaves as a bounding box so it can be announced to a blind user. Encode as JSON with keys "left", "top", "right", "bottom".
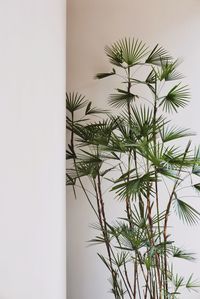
{"left": 66, "top": 38, "right": 200, "bottom": 299}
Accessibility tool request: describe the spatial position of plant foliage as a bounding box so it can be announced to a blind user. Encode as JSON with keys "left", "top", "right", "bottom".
{"left": 66, "top": 37, "right": 200, "bottom": 299}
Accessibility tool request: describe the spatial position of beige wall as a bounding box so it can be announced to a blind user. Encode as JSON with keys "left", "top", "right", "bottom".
{"left": 0, "top": 1, "right": 66, "bottom": 298}
{"left": 67, "top": 1, "right": 200, "bottom": 299}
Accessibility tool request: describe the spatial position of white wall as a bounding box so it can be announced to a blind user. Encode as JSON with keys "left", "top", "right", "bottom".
{"left": 0, "top": 1, "right": 66, "bottom": 299}
{"left": 67, "top": 1, "right": 200, "bottom": 299}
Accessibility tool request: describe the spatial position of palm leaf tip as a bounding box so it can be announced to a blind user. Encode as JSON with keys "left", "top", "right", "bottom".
{"left": 172, "top": 274, "right": 185, "bottom": 289}
{"left": 95, "top": 68, "right": 116, "bottom": 79}
{"left": 157, "top": 59, "right": 184, "bottom": 81}
{"left": 66, "top": 92, "right": 87, "bottom": 112}
{"left": 186, "top": 274, "right": 200, "bottom": 292}
{"left": 109, "top": 89, "right": 138, "bottom": 108}
{"left": 171, "top": 246, "right": 196, "bottom": 261}
{"left": 145, "top": 44, "right": 172, "bottom": 65}
{"left": 192, "top": 146, "right": 200, "bottom": 176}
{"left": 146, "top": 69, "right": 156, "bottom": 85}
{"left": 85, "top": 101, "right": 109, "bottom": 115}
{"left": 193, "top": 183, "right": 200, "bottom": 193}
{"left": 161, "top": 126, "right": 195, "bottom": 143}
{"left": 173, "top": 197, "right": 200, "bottom": 225}
{"left": 160, "top": 84, "right": 190, "bottom": 113}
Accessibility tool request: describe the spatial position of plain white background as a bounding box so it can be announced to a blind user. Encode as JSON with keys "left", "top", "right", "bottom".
{"left": 0, "top": 1, "right": 66, "bottom": 299}
{"left": 67, "top": 1, "right": 200, "bottom": 299}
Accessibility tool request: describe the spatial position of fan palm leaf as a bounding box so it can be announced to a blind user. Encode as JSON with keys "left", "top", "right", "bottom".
{"left": 186, "top": 274, "right": 200, "bottom": 292}
{"left": 66, "top": 92, "right": 87, "bottom": 112}
{"left": 85, "top": 101, "right": 108, "bottom": 115}
{"left": 173, "top": 197, "right": 200, "bottom": 225}
{"left": 130, "top": 105, "right": 165, "bottom": 139}
{"left": 160, "top": 84, "right": 190, "bottom": 113}
{"left": 171, "top": 246, "right": 196, "bottom": 261}
{"left": 112, "top": 171, "right": 156, "bottom": 200}
{"left": 157, "top": 59, "right": 184, "bottom": 81}
{"left": 105, "top": 37, "right": 148, "bottom": 67}
{"left": 109, "top": 88, "right": 139, "bottom": 108}
{"left": 160, "top": 125, "right": 195, "bottom": 143}
{"left": 145, "top": 44, "right": 172, "bottom": 66}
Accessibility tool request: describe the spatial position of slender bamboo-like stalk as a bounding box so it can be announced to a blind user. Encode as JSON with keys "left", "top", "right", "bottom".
{"left": 94, "top": 176, "right": 120, "bottom": 297}
{"left": 136, "top": 269, "right": 142, "bottom": 299}
{"left": 163, "top": 142, "right": 191, "bottom": 296}
{"left": 153, "top": 78, "right": 163, "bottom": 299}
{"left": 124, "top": 262, "right": 134, "bottom": 297}
{"left": 126, "top": 66, "right": 133, "bottom": 224}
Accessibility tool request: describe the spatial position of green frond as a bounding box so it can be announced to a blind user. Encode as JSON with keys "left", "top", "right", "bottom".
{"left": 173, "top": 197, "right": 200, "bottom": 225}
{"left": 73, "top": 119, "right": 116, "bottom": 146}
{"left": 157, "top": 59, "right": 184, "bottom": 81}
{"left": 138, "top": 140, "right": 193, "bottom": 172}
{"left": 149, "top": 240, "right": 174, "bottom": 257}
{"left": 131, "top": 105, "right": 154, "bottom": 137}
{"left": 112, "top": 252, "right": 129, "bottom": 267}
{"left": 145, "top": 69, "right": 156, "bottom": 85}
{"left": 66, "top": 173, "right": 76, "bottom": 186}
{"left": 89, "top": 222, "right": 102, "bottom": 231}
{"left": 136, "top": 140, "right": 162, "bottom": 167}
{"left": 157, "top": 167, "right": 180, "bottom": 180}
{"left": 130, "top": 204, "right": 148, "bottom": 228}
{"left": 114, "top": 117, "right": 131, "bottom": 142}
{"left": 193, "top": 183, "right": 200, "bottom": 192}
{"left": 105, "top": 136, "right": 129, "bottom": 153}
{"left": 65, "top": 169, "right": 79, "bottom": 197}
{"left": 186, "top": 274, "right": 200, "bottom": 292}
{"left": 105, "top": 37, "right": 148, "bottom": 67}
{"left": 66, "top": 145, "right": 76, "bottom": 160}
{"left": 109, "top": 88, "right": 139, "bottom": 108}
{"left": 192, "top": 146, "right": 200, "bottom": 176}
{"left": 112, "top": 171, "right": 156, "bottom": 200}
{"left": 116, "top": 224, "right": 148, "bottom": 251}
{"left": 144, "top": 256, "right": 153, "bottom": 271}
{"left": 85, "top": 101, "right": 109, "bottom": 115}
{"left": 145, "top": 44, "right": 172, "bottom": 66}
{"left": 100, "top": 165, "right": 118, "bottom": 177}
{"left": 152, "top": 210, "right": 167, "bottom": 225}
{"left": 88, "top": 235, "right": 109, "bottom": 246}
{"left": 97, "top": 254, "right": 111, "bottom": 271}
{"left": 106, "top": 222, "right": 123, "bottom": 239}
{"left": 115, "top": 169, "right": 136, "bottom": 183}
{"left": 171, "top": 246, "right": 196, "bottom": 261}
{"left": 66, "top": 92, "right": 87, "bottom": 112}
{"left": 173, "top": 273, "right": 185, "bottom": 289}
{"left": 130, "top": 105, "right": 165, "bottom": 140}
{"left": 72, "top": 150, "right": 103, "bottom": 179}
{"left": 160, "top": 126, "right": 195, "bottom": 143}
{"left": 160, "top": 84, "right": 190, "bottom": 113}
{"left": 66, "top": 117, "right": 88, "bottom": 132}
{"left": 138, "top": 141, "right": 178, "bottom": 170}
{"left": 95, "top": 68, "right": 116, "bottom": 79}
{"left": 75, "top": 159, "right": 102, "bottom": 179}
{"left": 163, "top": 141, "right": 194, "bottom": 169}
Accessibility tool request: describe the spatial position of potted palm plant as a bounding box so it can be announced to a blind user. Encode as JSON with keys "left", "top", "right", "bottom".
{"left": 66, "top": 38, "right": 200, "bottom": 299}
